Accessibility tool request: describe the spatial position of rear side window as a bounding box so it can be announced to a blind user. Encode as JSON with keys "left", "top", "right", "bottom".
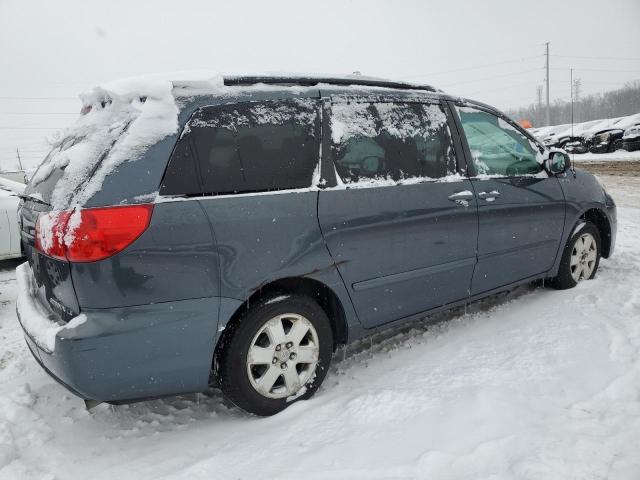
{"left": 160, "top": 133, "right": 201, "bottom": 196}
{"left": 329, "top": 101, "right": 456, "bottom": 184}
{"left": 162, "top": 99, "right": 320, "bottom": 196}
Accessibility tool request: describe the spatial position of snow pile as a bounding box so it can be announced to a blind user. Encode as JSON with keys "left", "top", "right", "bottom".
{"left": 572, "top": 150, "right": 640, "bottom": 162}
{"left": 15, "top": 262, "right": 86, "bottom": 352}
{"left": 30, "top": 72, "right": 223, "bottom": 210}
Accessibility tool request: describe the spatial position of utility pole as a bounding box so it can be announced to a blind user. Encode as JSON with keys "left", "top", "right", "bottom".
{"left": 570, "top": 68, "right": 574, "bottom": 138}
{"left": 536, "top": 85, "right": 543, "bottom": 108}
{"left": 536, "top": 85, "right": 543, "bottom": 125}
{"left": 572, "top": 76, "right": 581, "bottom": 124}
{"left": 545, "top": 42, "right": 550, "bottom": 126}
{"left": 572, "top": 78, "right": 582, "bottom": 103}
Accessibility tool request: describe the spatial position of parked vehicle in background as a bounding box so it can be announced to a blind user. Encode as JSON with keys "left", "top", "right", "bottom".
{"left": 588, "top": 114, "right": 640, "bottom": 153}
{"left": 15, "top": 74, "right": 617, "bottom": 416}
{"left": 539, "top": 123, "right": 571, "bottom": 148}
{"left": 621, "top": 125, "right": 640, "bottom": 151}
{"left": 0, "top": 177, "right": 24, "bottom": 260}
{"left": 555, "top": 120, "right": 603, "bottom": 154}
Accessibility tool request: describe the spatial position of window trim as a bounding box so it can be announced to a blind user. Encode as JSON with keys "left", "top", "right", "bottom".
{"left": 323, "top": 98, "right": 466, "bottom": 188}
{"left": 448, "top": 100, "right": 547, "bottom": 179}
{"left": 159, "top": 98, "right": 324, "bottom": 199}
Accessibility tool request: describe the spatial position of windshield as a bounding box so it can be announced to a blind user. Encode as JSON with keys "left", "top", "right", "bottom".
{"left": 26, "top": 118, "right": 130, "bottom": 207}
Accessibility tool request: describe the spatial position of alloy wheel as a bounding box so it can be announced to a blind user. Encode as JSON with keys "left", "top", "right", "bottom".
{"left": 246, "top": 313, "right": 320, "bottom": 399}
{"left": 570, "top": 232, "right": 598, "bottom": 282}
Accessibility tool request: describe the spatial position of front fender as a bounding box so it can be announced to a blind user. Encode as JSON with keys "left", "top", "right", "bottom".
{"left": 549, "top": 169, "right": 616, "bottom": 276}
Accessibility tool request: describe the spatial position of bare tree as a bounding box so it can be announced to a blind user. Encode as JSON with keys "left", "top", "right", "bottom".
{"left": 507, "top": 80, "right": 640, "bottom": 127}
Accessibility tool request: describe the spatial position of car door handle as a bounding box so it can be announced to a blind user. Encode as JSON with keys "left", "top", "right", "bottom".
{"left": 478, "top": 190, "right": 501, "bottom": 202}
{"left": 448, "top": 191, "right": 474, "bottom": 201}
{"left": 448, "top": 190, "right": 474, "bottom": 207}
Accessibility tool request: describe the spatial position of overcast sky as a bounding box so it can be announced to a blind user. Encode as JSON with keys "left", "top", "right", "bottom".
{"left": 1, "top": 0, "right": 639, "bottom": 170}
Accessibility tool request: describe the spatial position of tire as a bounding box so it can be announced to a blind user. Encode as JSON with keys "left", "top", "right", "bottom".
{"left": 215, "top": 294, "right": 333, "bottom": 416}
{"left": 550, "top": 221, "right": 601, "bottom": 290}
{"left": 611, "top": 139, "right": 623, "bottom": 152}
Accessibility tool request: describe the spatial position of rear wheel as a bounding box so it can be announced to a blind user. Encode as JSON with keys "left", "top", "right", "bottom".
{"left": 216, "top": 295, "right": 333, "bottom": 416}
{"left": 611, "top": 139, "right": 623, "bottom": 152}
{"left": 550, "top": 221, "right": 601, "bottom": 290}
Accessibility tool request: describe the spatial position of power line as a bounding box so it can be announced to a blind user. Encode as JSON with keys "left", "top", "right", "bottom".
{"left": 465, "top": 79, "right": 541, "bottom": 95}
{"left": 442, "top": 68, "right": 543, "bottom": 87}
{"left": 0, "top": 141, "right": 52, "bottom": 148}
{"left": 406, "top": 55, "right": 544, "bottom": 79}
{"left": 0, "top": 96, "right": 77, "bottom": 101}
{"left": 0, "top": 111, "right": 78, "bottom": 115}
{"left": 0, "top": 146, "right": 49, "bottom": 151}
{"left": 551, "top": 54, "right": 640, "bottom": 61}
{"left": 0, "top": 126, "right": 59, "bottom": 130}
{"left": 550, "top": 79, "right": 638, "bottom": 86}
{"left": 0, "top": 149, "right": 49, "bottom": 153}
{"left": 551, "top": 67, "right": 640, "bottom": 74}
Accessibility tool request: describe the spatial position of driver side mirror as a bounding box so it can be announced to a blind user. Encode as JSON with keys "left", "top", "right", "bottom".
{"left": 545, "top": 151, "right": 571, "bottom": 174}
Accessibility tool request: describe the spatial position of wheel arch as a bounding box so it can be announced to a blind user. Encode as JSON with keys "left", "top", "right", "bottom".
{"left": 580, "top": 207, "right": 612, "bottom": 258}
{"left": 215, "top": 277, "right": 350, "bottom": 360}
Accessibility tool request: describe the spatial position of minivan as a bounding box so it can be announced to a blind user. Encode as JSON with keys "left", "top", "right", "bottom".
{"left": 16, "top": 74, "right": 617, "bottom": 416}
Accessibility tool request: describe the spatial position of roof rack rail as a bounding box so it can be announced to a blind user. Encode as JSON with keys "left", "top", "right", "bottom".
{"left": 222, "top": 75, "right": 437, "bottom": 93}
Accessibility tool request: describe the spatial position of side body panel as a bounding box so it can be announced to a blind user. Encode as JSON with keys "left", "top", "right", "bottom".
{"left": 71, "top": 201, "right": 219, "bottom": 309}
{"left": 197, "top": 192, "right": 356, "bottom": 322}
{"left": 469, "top": 175, "right": 566, "bottom": 294}
{"left": 318, "top": 181, "right": 478, "bottom": 327}
{"left": 550, "top": 169, "right": 617, "bottom": 273}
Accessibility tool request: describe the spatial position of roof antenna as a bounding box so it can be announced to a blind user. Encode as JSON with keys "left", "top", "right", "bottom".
{"left": 570, "top": 68, "right": 577, "bottom": 177}
{"left": 16, "top": 148, "right": 26, "bottom": 183}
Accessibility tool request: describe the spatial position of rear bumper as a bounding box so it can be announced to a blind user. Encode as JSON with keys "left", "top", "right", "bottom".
{"left": 17, "top": 263, "right": 220, "bottom": 402}
{"left": 589, "top": 143, "right": 610, "bottom": 154}
{"left": 622, "top": 139, "right": 640, "bottom": 151}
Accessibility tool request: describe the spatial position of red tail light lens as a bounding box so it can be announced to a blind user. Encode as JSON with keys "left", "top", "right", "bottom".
{"left": 35, "top": 210, "right": 72, "bottom": 261}
{"left": 35, "top": 204, "right": 154, "bottom": 263}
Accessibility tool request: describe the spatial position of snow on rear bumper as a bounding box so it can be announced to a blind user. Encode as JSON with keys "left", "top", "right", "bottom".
{"left": 16, "top": 262, "right": 86, "bottom": 353}
{"left": 16, "top": 262, "right": 220, "bottom": 402}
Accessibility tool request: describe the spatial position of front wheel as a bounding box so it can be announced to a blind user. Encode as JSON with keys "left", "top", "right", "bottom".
{"left": 215, "top": 295, "right": 333, "bottom": 416}
{"left": 550, "top": 221, "right": 601, "bottom": 290}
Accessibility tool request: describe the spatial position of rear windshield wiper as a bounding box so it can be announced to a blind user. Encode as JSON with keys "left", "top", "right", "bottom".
{"left": 16, "top": 193, "right": 50, "bottom": 207}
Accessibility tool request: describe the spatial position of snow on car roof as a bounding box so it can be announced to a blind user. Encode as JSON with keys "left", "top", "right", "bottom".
{"left": 30, "top": 71, "right": 443, "bottom": 210}
{"left": 80, "top": 71, "right": 439, "bottom": 109}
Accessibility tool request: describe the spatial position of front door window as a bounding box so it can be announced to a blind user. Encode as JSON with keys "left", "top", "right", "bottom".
{"left": 455, "top": 106, "right": 543, "bottom": 176}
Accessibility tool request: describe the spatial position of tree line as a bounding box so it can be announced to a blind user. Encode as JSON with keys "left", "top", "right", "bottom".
{"left": 506, "top": 80, "right": 640, "bottom": 127}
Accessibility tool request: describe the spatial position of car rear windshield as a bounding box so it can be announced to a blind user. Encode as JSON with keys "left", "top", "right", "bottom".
{"left": 26, "top": 120, "right": 129, "bottom": 207}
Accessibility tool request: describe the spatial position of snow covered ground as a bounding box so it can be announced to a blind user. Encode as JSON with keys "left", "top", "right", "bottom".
{"left": 572, "top": 150, "right": 640, "bottom": 162}
{"left": 1, "top": 175, "right": 640, "bottom": 480}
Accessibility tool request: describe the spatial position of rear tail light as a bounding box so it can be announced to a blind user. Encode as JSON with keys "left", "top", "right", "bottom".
{"left": 35, "top": 204, "right": 154, "bottom": 262}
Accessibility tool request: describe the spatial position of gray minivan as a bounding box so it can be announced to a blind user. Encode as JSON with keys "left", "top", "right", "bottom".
{"left": 16, "top": 75, "right": 616, "bottom": 416}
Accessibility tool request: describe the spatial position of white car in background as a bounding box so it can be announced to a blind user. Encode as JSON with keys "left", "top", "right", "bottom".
{"left": 0, "top": 177, "right": 24, "bottom": 260}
